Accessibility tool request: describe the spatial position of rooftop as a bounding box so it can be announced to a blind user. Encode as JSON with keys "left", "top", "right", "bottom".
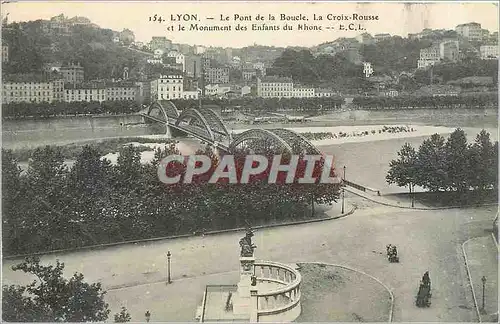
{"left": 259, "top": 76, "right": 293, "bottom": 83}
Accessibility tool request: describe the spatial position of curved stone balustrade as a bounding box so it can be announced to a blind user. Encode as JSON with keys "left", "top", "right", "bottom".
{"left": 252, "top": 261, "right": 302, "bottom": 321}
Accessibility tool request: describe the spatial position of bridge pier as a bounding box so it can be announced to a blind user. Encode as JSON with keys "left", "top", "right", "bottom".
{"left": 165, "top": 125, "right": 172, "bottom": 139}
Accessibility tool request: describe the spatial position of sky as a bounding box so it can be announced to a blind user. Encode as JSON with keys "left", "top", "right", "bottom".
{"left": 2, "top": 1, "right": 499, "bottom": 48}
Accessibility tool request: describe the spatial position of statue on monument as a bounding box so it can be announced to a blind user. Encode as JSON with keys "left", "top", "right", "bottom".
{"left": 239, "top": 228, "right": 256, "bottom": 257}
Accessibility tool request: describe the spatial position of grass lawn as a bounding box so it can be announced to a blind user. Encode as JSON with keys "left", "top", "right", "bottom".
{"left": 296, "top": 263, "right": 391, "bottom": 322}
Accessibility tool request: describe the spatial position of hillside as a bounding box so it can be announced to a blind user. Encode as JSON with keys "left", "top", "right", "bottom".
{"left": 2, "top": 20, "right": 149, "bottom": 80}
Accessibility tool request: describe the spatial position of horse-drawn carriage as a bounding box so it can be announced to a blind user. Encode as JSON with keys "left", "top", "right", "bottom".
{"left": 386, "top": 244, "right": 399, "bottom": 263}
{"left": 416, "top": 271, "right": 432, "bottom": 307}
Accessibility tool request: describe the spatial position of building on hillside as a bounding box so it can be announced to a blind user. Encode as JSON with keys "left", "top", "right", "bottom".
{"left": 356, "top": 33, "right": 374, "bottom": 44}
{"left": 182, "top": 90, "right": 199, "bottom": 99}
{"left": 257, "top": 76, "right": 294, "bottom": 98}
{"left": 381, "top": 89, "right": 399, "bottom": 97}
{"left": 167, "top": 51, "right": 186, "bottom": 71}
{"left": 455, "top": 22, "right": 482, "bottom": 42}
{"left": 67, "top": 16, "right": 92, "bottom": 26}
{"left": 205, "top": 84, "right": 232, "bottom": 96}
{"left": 49, "top": 14, "right": 70, "bottom": 33}
{"left": 2, "top": 75, "right": 65, "bottom": 104}
{"left": 195, "top": 45, "right": 206, "bottom": 55}
{"left": 119, "top": 29, "right": 135, "bottom": 45}
{"left": 60, "top": 62, "right": 85, "bottom": 84}
{"left": 52, "top": 79, "right": 65, "bottom": 102}
{"left": 106, "top": 82, "right": 138, "bottom": 101}
{"left": 374, "top": 33, "right": 391, "bottom": 42}
{"left": 314, "top": 89, "right": 337, "bottom": 97}
{"left": 439, "top": 41, "right": 459, "bottom": 61}
{"left": 242, "top": 69, "right": 257, "bottom": 81}
{"left": 489, "top": 32, "right": 498, "bottom": 44}
{"left": 206, "top": 66, "right": 230, "bottom": 84}
{"left": 150, "top": 36, "right": 172, "bottom": 51}
{"left": 64, "top": 83, "right": 107, "bottom": 102}
{"left": 253, "top": 62, "right": 266, "bottom": 76}
{"left": 480, "top": 45, "right": 499, "bottom": 59}
{"left": 2, "top": 44, "right": 8, "bottom": 63}
{"left": 241, "top": 85, "right": 252, "bottom": 96}
{"left": 185, "top": 55, "right": 202, "bottom": 78}
{"left": 292, "top": 86, "right": 315, "bottom": 98}
{"left": 150, "top": 74, "right": 184, "bottom": 100}
{"left": 417, "top": 45, "right": 441, "bottom": 69}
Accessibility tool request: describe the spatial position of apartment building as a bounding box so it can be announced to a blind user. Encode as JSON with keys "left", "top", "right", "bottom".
{"left": 151, "top": 74, "right": 184, "bottom": 101}
{"left": 257, "top": 76, "right": 294, "bottom": 98}
{"left": 206, "top": 67, "right": 230, "bottom": 84}
{"left": 106, "top": 83, "right": 138, "bottom": 101}
{"left": 455, "top": 22, "right": 482, "bottom": 42}
{"left": 60, "top": 62, "right": 85, "bottom": 84}
{"left": 64, "top": 84, "right": 107, "bottom": 102}
{"left": 480, "top": 45, "right": 499, "bottom": 59}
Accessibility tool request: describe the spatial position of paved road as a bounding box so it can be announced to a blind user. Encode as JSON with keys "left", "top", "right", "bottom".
{"left": 3, "top": 194, "right": 496, "bottom": 322}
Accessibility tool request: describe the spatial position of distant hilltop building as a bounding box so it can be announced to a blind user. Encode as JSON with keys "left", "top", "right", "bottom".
{"left": 150, "top": 36, "right": 172, "bottom": 51}
{"left": 374, "top": 33, "right": 391, "bottom": 42}
{"left": 60, "top": 62, "right": 85, "bottom": 84}
{"left": 119, "top": 29, "right": 135, "bottom": 45}
{"left": 480, "top": 44, "right": 499, "bottom": 59}
{"left": 417, "top": 40, "right": 459, "bottom": 69}
{"left": 2, "top": 43, "right": 8, "bottom": 63}
{"left": 455, "top": 22, "right": 482, "bottom": 42}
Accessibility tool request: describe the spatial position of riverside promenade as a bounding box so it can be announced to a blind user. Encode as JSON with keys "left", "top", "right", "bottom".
{"left": 463, "top": 235, "right": 499, "bottom": 322}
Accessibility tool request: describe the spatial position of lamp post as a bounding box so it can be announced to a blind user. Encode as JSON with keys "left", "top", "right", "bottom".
{"left": 145, "top": 311, "right": 151, "bottom": 323}
{"left": 166, "top": 251, "right": 172, "bottom": 284}
{"left": 411, "top": 183, "right": 415, "bottom": 208}
{"left": 481, "top": 276, "right": 486, "bottom": 311}
{"left": 341, "top": 166, "right": 346, "bottom": 214}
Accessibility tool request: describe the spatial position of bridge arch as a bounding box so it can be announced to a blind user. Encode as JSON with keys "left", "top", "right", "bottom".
{"left": 270, "top": 129, "right": 321, "bottom": 155}
{"left": 175, "top": 108, "right": 215, "bottom": 142}
{"left": 197, "top": 108, "right": 232, "bottom": 141}
{"left": 229, "top": 129, "right": 293, "bottom": 154}
{"left": 147, "top": 100, "right": 180, "bottom": 121}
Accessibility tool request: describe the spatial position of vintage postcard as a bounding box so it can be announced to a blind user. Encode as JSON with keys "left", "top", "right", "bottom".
{"left": 1, "top": 1, "right": 498, "bottom": 323}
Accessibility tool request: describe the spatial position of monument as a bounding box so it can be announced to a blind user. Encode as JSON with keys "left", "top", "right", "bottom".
{"left": 197, "top": 227, "right": 302, "bottom": 322}
{"left": 232, "top": 228, "right": 257, "bottom": 316}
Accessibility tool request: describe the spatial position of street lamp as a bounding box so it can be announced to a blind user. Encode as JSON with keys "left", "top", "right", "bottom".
{"left": 166, "top": 251, "right": 172, "bottom": 284}
{"left": 145, "top": 311, "right": 151, "bottom": 323}
{"left": 481, "top": 276, "right": 486, "bottom": 311}
{"left": 341, "top": 166, "right": 346, "bottom": 214}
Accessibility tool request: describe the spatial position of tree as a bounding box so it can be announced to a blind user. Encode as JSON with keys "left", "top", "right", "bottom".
{"left": 444, "top": 128, "right": 470, "bottom": 192}
{"left": 386, "top": 142, "right": 418, "bottom": 194}
{"left": 469, "top": 130, "right": 498, "bottom": 191}
{"left": 2, "top": 149, "right": 23, "bottom": 252}
{"left": 415, "top": 133, "right": 448, "bottom": 191}
{"left": 3, "top": 256, "right": 110, "bottom": 322}
{"left": 114, "top": 307, "right": 131, "bottom": 322}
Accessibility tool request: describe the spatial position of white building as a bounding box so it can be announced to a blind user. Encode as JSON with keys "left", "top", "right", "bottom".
{"left": 455, "top": 22, "right": 482, "bottom": 42}
{"left": 205, "top": 84, "right": 231, "bottom": 96}
{"left": 64, "top": 86, "right": 107, "bottom": 102}
{"left": 480, "top": 45, "right": 499, "bottom": 59}
{"left": 182, "top": 90, "right": 199, "bottom": 99}
{"left": 417, "top": 45, "right": 441, "bottom": 69}
{"left": 241, "top": 85, "right": 251, "bottom": 96}
{"left": 257, "top": 77, "right": 294, "bottom": 98}
{"left": 3, "top": 81, "right": 55, "bottom": 103}
{"left": 167, "top": 51, "right": 185, "bottom": 72}
{"left": 292, "top": 86, "right": 315, "bottom": 98}
{"left": 106, "top": 84, "right": 138, "bottom": 101}
{"left": 147, "top": 58, "right": 163, "bottom": 64}
{"left": 314, "top": 89, "right": 337, "bottom": 97}
{"left": 153, "top": 49, "right": 164, "bottom": 59}
{"left": 151, "top": 74, "right": 184, "bottom": 100}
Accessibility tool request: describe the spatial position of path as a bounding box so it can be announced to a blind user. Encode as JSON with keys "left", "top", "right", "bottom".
{"left": 463, "top": 235, "right": 499, "bottom": 322}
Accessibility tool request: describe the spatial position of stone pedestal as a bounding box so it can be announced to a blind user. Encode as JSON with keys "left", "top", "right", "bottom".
{"left": 232, "top": 256, "right": 255, "bottom": 316}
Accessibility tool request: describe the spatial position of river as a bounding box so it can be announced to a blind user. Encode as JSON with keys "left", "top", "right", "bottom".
{"left": 3, "top": 108, "right": 497, "bottom": 150}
